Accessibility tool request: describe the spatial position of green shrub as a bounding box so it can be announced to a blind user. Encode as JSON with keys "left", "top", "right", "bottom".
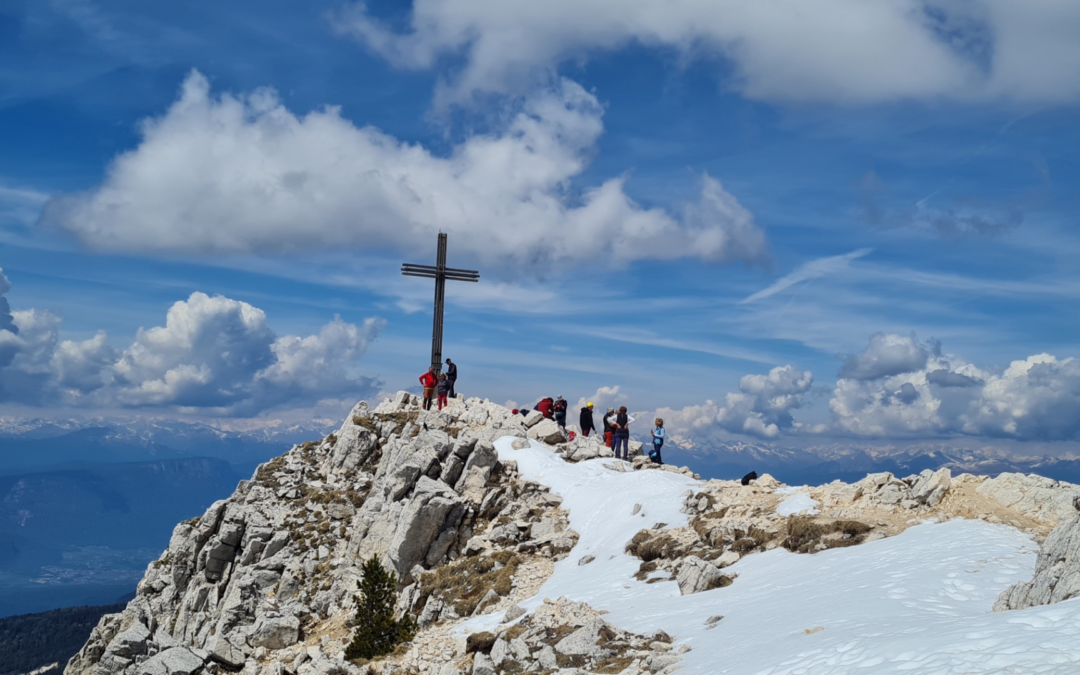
{"left": 345, "top": 557, "right": 416, "bottom": 662}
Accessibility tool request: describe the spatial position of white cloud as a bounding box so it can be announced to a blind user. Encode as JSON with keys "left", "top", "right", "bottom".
{"left": 654, "top": 365, "right": 813, "bottom": 441}
{"left": 829, "top": 335, "right": 1080, "bottom": 441}
{"left": 0, "top": 280, "right": 385, "bottom": 414}
{"left": 838, "top": 332, "right": 930, "bottom": 381}
{"left": 962, "top": 354, "right": 1080, "bottom": 440}
{"left": 335, "top": 0, "right": 1080, "bottom": 105}
{"left": 574, "top": 385, "right": 627, "bottom": 414}
{"left": 43, "top": 71, "right": 769, "bottom": 271}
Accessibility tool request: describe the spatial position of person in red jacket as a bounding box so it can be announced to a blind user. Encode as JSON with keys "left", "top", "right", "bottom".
{"left": 419, "top": 367, "right": 437, "bottom": 410}
{"left": 536, "top": 397, "right": 554, "bottom": 418}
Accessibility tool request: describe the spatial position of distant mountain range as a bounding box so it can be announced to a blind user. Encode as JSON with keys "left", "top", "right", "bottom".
{"left": 0, "top": 417, "right": 334, "bottom": 618}
{"left": 1, "top": 413, "right": 1077, "bottom": 619}
{"left": 0, "top": 417, "right": 334, "bottom": 476}
{"left": 680, "top": 440, "right": 1080, "bottom": 485}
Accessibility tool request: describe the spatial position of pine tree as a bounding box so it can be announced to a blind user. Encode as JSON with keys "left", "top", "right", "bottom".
{"left": 345, "top": 556, "right": 417, "bottom": 661}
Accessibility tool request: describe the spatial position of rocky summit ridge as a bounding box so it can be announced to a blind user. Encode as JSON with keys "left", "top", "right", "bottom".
{"left": 66, "top": 392, "right": 1080, "bottom": 675}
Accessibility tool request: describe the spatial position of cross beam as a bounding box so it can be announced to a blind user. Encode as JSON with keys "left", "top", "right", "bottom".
{"left": 401, "top": 233, "right": 480, "bottom": 373}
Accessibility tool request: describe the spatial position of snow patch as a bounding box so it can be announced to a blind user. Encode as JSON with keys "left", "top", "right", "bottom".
{"left": 463, "top": 436, "right": 1080, "bottom": 674}
{"left": 777, "top": 491, "right": 821, "bottom": 516}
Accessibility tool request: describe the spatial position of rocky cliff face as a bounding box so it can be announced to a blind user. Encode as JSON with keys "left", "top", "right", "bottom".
{"left": 65, "top": 392, "right": 1080, "bottom": 675}
{"left": 66, "top": 393, "right": 575, "bottom": 675}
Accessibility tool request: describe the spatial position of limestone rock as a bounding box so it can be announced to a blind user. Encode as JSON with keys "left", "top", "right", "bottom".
{"left": 249, "top": 615, "right": 300, "bottom": 649}
{"left": 135, "top": 647, "right": 205, "bottom": 675}
{"left": 527, "top": 419, "right": 566, "bottom": 445}
{"left": 978, "top": 472, "right": 1080, "bottom": 528}
{"left": 910, "top": 468, "right": 951, "bottom": 507}
{"left": 675, "top": 556, "right": 731, "bottom": 595}
{"left": 995, "top": 512, "right": 1080, "bottom": 611}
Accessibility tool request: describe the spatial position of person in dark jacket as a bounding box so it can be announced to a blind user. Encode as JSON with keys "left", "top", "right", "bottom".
{"left": 602, "top": 407, "right": 615, "bottom": 447}
{"left": 444, "top": 358, "right": 458, "bottom": 398}
{"left": 608, "top": 406, "right": 635, "bottom": 460}
{"left": 579, "top": 402, "right": 597, "bottom": 437}
{"left": 419, "top": 367, "right": 437, "bottom": 411}
{"left": 553, "top": 396, "right": 568, "bottom": 428}
{"left": 536, "top": 397, "right": 554, "bottom": 418}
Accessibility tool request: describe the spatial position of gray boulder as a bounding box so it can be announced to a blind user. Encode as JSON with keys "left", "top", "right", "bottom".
{"left": 910, "top": 468, "right": 951, "bottom": 507}
{"left": 527, "top": 419, "right": 566, "bottom": 445}
{"left": 136, "top": 647, "right": 205, "bottom": 675}
{"left": 675, "top": 556, "right": 731, "bottom": 595}
{"left": 995, "top": 511, "right": 1080, "bottom": 611}
{"left": 248, "top": 615, "right": 300, "bottom": 649}
{"left": 387, "top": 477, "right": 466, "bottom": 581}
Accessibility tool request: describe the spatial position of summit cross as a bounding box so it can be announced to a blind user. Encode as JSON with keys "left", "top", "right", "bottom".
{"left": 401, "top": 233, "right": 480, "bottom": 374}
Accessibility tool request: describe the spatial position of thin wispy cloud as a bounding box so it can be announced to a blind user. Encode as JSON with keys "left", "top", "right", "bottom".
{"left": 740, "top": 249, "right": 873, "bottom": 304}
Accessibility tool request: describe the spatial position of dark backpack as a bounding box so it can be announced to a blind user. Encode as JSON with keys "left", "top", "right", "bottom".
{"left": 741, "top": 471, "right": 758, "bottom": 486}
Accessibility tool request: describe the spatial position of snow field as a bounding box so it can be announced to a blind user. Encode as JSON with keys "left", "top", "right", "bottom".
{"left": 457, "top": 439, "right": 1080, "bottom": 674}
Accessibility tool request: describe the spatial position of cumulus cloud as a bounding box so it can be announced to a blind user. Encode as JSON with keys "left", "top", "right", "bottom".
{"left": 839, "top": 333, "right": 929, "bottom": 381}
{"left": 654, "top": 365, "right": 814, "bottom": 441}
{"left": 574, "top": 385, "right": 627, "bottom": 413}
{"left": 335, "top": 0, "right": 1080, "bottom": 105}
{"left": 0, "top": 278, "right": 385, "bottom": 414}
{"left": 830, "top": 334, "right": 1080, "bottom": 441}
{"left": 653, "top": 333, "right": 1080, "bottom": 444}
{"left": 42, "top": 71, "right": 769, "bottom": 271}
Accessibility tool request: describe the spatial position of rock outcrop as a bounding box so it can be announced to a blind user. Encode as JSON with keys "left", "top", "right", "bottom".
{"left": 467, "top": 597, "right": 685, "bottom": 675}
{"left": 995, "top": 498, "right": 1080, "bottom": 612}
{"left": 66, "top": 394, "right": 576, "bottom": 675}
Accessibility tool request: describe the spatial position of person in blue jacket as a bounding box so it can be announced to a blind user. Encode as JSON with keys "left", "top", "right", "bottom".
{"left": 650, "top": 418, "right": 665, "bottom": 465}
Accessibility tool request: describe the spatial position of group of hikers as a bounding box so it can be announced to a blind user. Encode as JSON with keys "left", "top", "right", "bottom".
{"left": 418, "top": 359, "right": 458, "bottom": 411}
{"left": 418, "top": 361, "right": 666, "bottom": 464}
{"left": 516, "top": 398, "right": 666, "bottom": 465}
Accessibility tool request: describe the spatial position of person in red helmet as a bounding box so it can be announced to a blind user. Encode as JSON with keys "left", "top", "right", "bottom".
{"left": 419, "top": 367, "right": 437, "bottom": 410}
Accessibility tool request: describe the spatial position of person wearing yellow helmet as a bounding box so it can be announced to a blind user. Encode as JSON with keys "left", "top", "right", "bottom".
{"left": 579, "top": 401, "right": 597, "bottom": 437}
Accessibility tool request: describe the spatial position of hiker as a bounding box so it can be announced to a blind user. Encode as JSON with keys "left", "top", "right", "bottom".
{"left": 650, "top": 418, "right": 665, "bottom": 464}
{"left": 436, "top": 373, "right": 451, "bottom": 411}
{"left": 579, "top": 402, "right": 597, "bottom": 437}
{"left": 445, "top": 358, "right": 458, "bottom": 398}
{"left": 418, "top": 367, "right": 437, "bottom": 411}
{"left": 536, "top": 397, "right": 554, "bottom": 418}
{"left": 608, "top": 406, "right": 635, "bottom": 460}
{"left": 602, "top": 408, "right": 615, "bottom": 447}
{"left": 553, "top": 396, "right": 568, "bottom": 428}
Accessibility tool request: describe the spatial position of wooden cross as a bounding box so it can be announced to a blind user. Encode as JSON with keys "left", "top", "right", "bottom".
{"left": 401, "top": 233, "right": 480, "bottom": 373}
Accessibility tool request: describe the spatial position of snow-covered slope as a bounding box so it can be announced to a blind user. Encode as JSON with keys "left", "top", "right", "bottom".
{"left": 464, "top": 437, "right": 1080, "bottom": 674}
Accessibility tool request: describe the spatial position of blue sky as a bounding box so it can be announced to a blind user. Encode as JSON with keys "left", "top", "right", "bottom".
{"left": 1, "top": 0, "right": 1079, "bottom": 449}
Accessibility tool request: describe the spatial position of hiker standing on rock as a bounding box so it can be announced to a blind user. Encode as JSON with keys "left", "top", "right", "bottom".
{"left": 650, "top": 418, "right": 665, "bottom": 465}
{"left": 553, "top": 396, "right": 568, "bottom": 429}
{"left": 436, "top": 373, "right": 451, "bottom": 411}
{"left": 609, "top": 406, "right": 635, "bottom": 460}
{"left": 579, "top": 402, "right": 597, "bottom": 437}
{"left": 445, "top": 358, "right": 457, "bottom": 398}
{"left": 419, "top": 367, "right": 437, "bottom": 411}
{"left": 603, "top": 408, "right": 615, "bottom": 447}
